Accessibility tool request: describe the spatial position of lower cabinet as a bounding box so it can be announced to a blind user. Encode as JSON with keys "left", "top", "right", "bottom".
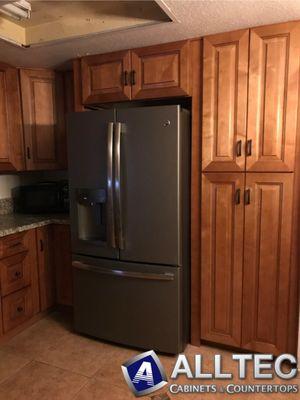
{"left": 36, "top": 226, "right": 56, "bottom": 311}
{"left": 0, "top": 229, "right": 39, "bottom": 334}
{"left": 201, "top": 172, "right": 296, "bottom": 354}
{"left": 53, "top": 224, "right": 73, "bottom": 306}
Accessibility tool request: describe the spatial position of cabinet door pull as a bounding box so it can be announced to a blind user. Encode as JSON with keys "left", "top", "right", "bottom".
{"left": 235, "top": 188, "right": 241, "bottom": 205}
{"left": 123, "top": 71, "right": 128, "bottom": 86}
{"left": 17, "top": 306, "right": 23, "bottom": 313}
{"left": 244, "top": 189, "right": 251, "bottom": 205}
{"left": 131, "top": 70, "right": 136, "bottom": 85}
{"left": 236, "top": 140, "right": 242, "bottom": 157}
{"left": 246, "top": 139, "right": 252, "bottom": 156}
{"left": 26, "top": 147, "right": 31, "bottom": 159}
{"left": 40, "top": 239, "right": 44, "bottom": 252}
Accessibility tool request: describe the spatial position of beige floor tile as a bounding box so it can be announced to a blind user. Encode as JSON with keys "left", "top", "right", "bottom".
{"left": 0, "top": 348, "right": 31, "bottom": 384}
{"left": 0, "top": 360, "right": 88, "bottom": 400}
{"left": 36, "top": 332, "right": 133, "bottom": 378}
{"left": 74, "top": 378, "right": 136, "bottom": 400}
{"left": 2, "top": 312, "right": 73, "bottom": 359}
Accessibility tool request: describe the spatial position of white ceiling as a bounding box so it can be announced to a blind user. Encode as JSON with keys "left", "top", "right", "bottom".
{"left": 1, "top": 0, "right": 300, "bottom": 69}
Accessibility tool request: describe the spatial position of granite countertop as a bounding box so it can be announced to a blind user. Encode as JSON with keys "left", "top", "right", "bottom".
{"left": 0, "top": 213, "right": 70, "bottom": 237}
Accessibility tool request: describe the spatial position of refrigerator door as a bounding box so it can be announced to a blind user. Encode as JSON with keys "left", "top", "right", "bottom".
{"left": 67, "top": 110, "right": 119, "bottom": 259}
{"left": 73, "top": 255, "right": 183, "bottom": 354}
{"left": 117, "top": 105, "right": 184, "bottom": 266}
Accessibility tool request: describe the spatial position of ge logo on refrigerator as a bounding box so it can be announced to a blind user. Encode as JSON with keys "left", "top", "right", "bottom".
{"left": 122, "top": 350, "right": 168, "bottom": 397}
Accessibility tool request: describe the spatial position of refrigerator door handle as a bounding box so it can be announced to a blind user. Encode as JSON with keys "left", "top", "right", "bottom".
{"left": 73, "top": 261, "right": 175, "bottom": 281}
{"left": 114, "top": 122, "right": 124, "bottom": 249}
{"left": 107, "top": 122, "right": 116, "bottom": 248}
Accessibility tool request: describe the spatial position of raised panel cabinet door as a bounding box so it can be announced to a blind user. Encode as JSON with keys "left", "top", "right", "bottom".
{"left": 36, "top": 226, "right": 56, "bottom": 311}
{"left": 201, "top": 173, "right": 244, "bottom": 347}
{"left": 53, "top": 224, "right": 73, "bottom": 306}
{"left": 81, "top": 50, "right": 131, "bottom": 104}
{"left": 202, "top": 29, "right": 249, "bottom": 172}
{"left": 0, "top": 63, "right": 24, "bottom": 171}
{"left": 242, "top": 173, "right": 293, "bottom": 354}
{"left": 0, "top": 298, "right": 3, "bottom": 335}
{"left": 131, "top": 41, "right": 190, "bottom": 99}
{"left": 20, "top": 69, "right": 65, "bottom": 170}
{"left": 247, "top": 22, "right": 300, "bottom": 172}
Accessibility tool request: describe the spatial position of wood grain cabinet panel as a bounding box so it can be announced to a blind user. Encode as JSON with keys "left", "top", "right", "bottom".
{"left": 242, "top": 173, "right": 294, "bottom": 354}
{"left": 202, "top": 30, "right": 249, "bottom": 172}
{"left": 20, "top": 69, "right": 65, "bottom": 170}
{"left": 81, "top": 50, "right": 131, "bottom": 104}
{"left": 0, "top": 63, "right": 24, "bottom": 171}
{"left": 53, "top": 225, "right": 73, "bottom": 306}
{"left": 247, "top": 22, "right": 300, "bottom": 172}
{"left": 0, "top": 298, "right": 3, "bottom": 335}
{"left": 0, "top": 252, "right": 31, "bottom": 297}
{"left": 131, "top": 41, "right": 190, "bottom": 99}
{"left": 201, "top": 173, "right": 244, "bottom": 347}
{"left": 37, "top": 226, "right": 56, "bottom": 311}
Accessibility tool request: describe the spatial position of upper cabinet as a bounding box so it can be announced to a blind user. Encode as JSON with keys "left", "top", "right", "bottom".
{"left": 78, "top": 41, "right": 190, "bottom": 105}
{"left": 247, "top": 22, "right": 300, "bottom": 172}
{"left": 20, "top": 69, "right": 66, "bottom": 171}
{"left": 202, "top": 22, "right": 300, "bottom": 172}
{"left": 202, "top": 30, "right": 249, "bottom": 172}
{"left": 81, "top": 50, "right": 131, "bottom": 104}
{"left": 131, "top": 41, "right": 190, "bottom": 100}
{"left": 0, "top": 63, "right": 25, "bottom": 172}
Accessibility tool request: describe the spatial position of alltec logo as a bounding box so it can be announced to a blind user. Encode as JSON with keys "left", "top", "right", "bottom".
{"left": 121, "top": 350, "right": 168, "bottom": 397}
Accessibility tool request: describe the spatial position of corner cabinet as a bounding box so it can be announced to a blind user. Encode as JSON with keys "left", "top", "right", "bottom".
{"left": 78, "top": 40, "right": 190, "bottom": 105}
{"left": 20, "top": 69, "right": 66, "bottom": 171}
{"left": 0, "top": 63, "right": 25, "bottom": 171}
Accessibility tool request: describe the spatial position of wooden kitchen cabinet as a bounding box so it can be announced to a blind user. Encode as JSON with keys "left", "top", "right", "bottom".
{"left": 81, "top": 50, "right": 131, "bottom": 104}
{"left": 202, "top": 30, "right": 249, "bottom": 172}
{"left": 79, "top": 40, "right": 190, "bottom": 105}
{"left": 0, "top": 298, "right": 3, "bottom": 336}
{"left": 0, "top": 63, "right": 25, "bottom": 171}
{"left": 53, "top": 224, "right": 73, "bottom": 306}
{"left": 242, "top": 173, "right": 294, "bottom": 354}
{"left": 20, "top": 68, "right": 66, "bottom": 170}
{"left": 246, "top": 22, "right": 300, "bottom": 172}
{"left": 36, "top": 226, "right": 56, "bottom": 311}
{"left": 131, "top": 40, "right": 190, "bottom": 100}
{"left": 201, "top": 173, "right": 244, "bottom": 347}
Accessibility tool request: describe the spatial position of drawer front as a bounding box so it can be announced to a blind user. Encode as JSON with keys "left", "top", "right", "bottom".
{"left": 0, "top": 252, "right": 31, "bottom": 296}
{"left": 0, "top": 232, "right": 27, "bottom": 259}
{"left": 2, "top": 287, "right": 33, "bottom": 333}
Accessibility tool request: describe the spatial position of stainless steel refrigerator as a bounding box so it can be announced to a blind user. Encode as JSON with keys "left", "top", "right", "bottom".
{"left": 67, "top": 105, "right": 190, "bottom": 354}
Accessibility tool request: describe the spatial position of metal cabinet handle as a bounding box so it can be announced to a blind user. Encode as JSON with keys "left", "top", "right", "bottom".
{"left": 40, "top": 239, "right": 44, "bottom": 252}
{"left": 244, "top": 189, "right": 251, "bottom": 205}
{"left": 246, "top": 139, "right": 252, "bottom": 156}
{"left": 17, "top": 306, "right": 23, "bottom": 313}
{"left": 26, "top": 147, "right": 31, "bottom": 159}
{"left": 235, "top": 188, "right": 241, "bottom": 205}
{"left": 114, "top": 122, "right": 124, "bottom": 249}
{"left": 124, "top": 71, "right": 128, "bottom": 86}
{"left": 131, "top": 70, "right": 136, "bottom": 85}
{"left": 14, "top": 271, "right": 21, "bottom": 278}
{"left": 236, "top": 140, "right": 242, "bottom": 157}
{"left": 107, "top": 122, "right": 116, "bottom": 249}
{"left": 72, "top": 261, "right": 175, "bottom": 281}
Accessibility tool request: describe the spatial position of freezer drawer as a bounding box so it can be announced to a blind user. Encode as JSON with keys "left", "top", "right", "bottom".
{"left": 73, "top": 256, "right": 183, "bottom": 354}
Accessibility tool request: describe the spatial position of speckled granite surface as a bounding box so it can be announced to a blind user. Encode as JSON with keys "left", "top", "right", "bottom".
{"left": 0, "top": 213, "right": 70, "bottom": 237}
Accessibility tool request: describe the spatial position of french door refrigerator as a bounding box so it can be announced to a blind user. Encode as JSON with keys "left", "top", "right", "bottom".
{"left": 67, "top": 105, "right": 190, "bottom": 354}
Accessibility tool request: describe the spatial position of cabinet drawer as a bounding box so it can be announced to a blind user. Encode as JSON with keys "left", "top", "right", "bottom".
{"left": 2, "top": 286, "right": 33, "bottom": 333}
{"left": 0, "top": 232, "right": 26, "bottom": 259}
{"left": 0, "top": 252, "right": 31, "bottom": 296}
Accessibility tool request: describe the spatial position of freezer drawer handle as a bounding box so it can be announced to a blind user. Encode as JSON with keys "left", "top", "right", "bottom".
{"left": 107, "top": 122, "right": 116, "bottom": 248}
{"left": 72, "top": 261, "right": 175, "bottom": 281}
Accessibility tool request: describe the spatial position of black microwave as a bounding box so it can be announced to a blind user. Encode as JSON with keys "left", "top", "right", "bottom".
{"left": 14, "top": 181, "right": 69, "bottom": 214}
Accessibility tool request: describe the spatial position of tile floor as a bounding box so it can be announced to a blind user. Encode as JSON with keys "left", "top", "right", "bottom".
{"left": 0, "top": 311, "right": 298, "bottom": 399}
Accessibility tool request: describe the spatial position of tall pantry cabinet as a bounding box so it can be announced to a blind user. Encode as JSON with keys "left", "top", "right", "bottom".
{"left": 201, "top": 21, "right": 300, "bottom": 355}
